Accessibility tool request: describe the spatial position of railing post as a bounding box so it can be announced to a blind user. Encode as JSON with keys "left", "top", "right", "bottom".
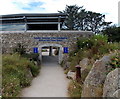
{"left": 75, "top": 65, "right": 81, "bottom": 82}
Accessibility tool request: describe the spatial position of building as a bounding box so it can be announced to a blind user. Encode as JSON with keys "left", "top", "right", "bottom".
{"left": 1, "top": 13, "right": 93, "bottom": 63}
{"left": 0, "top": 13, "right": 66, "bottom": 31}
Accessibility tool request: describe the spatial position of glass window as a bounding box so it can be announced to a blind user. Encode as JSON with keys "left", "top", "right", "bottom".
{"left": 0, "top": 24, "right": 25, "bottom": 31}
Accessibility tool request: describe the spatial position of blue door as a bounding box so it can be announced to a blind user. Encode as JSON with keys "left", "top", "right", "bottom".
{"left": 33, "top": 47, "right": 38, "bottom": 53}
{"left": 64, "top": 47, "right": 68, "bottom": 53}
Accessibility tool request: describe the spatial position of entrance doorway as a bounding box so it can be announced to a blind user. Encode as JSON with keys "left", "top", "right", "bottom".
{"left": 38, "top": 44, "right": 63, "bottom": 64}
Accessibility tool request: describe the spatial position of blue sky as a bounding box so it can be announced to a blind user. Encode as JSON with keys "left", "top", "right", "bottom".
{"left": 13, "top": 1, "right": 45, "bottom": 11}
{"left": 0, "top": 0, "right": 119, "bottom": 25}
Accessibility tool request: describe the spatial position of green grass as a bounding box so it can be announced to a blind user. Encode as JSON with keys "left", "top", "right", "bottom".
{"left": 2, "top": 54, "right": 40, "bottom": 97}
{"left": 68, "top": 80, "right": 82, "bottom": 97}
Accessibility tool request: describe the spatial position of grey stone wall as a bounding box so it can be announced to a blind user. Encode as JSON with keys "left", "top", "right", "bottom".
{"left": 1, "top": 31, "right": 93, "bottom": 53}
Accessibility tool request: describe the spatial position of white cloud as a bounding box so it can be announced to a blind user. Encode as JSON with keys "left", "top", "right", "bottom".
{"left": 0, "top": 0, "right": 119, "bottom": 25}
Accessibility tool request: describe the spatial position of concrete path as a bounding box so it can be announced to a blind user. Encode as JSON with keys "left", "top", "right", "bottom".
{"left": 21, "top": 53, "right": 69, "bottom": 97}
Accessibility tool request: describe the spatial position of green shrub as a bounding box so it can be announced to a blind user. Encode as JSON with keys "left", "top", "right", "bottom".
{"left": 29, "top": 64, "right": 40, "bottom": 77}
{"left": 13, "top": 43, "right": 26, "bottom": 55}
{"left": 68, "top": 35, "right": 120, "bottom": 71}
{"left": 2, "top": 75, "right": 21, "bottom": 97}
{"left": 109, "top": 52, "right": 120, "bottom": 68}
{"left": 22, "top": 53, "right": 39, "bottom": 61}
{"left": 69, "top": 50, "right": 85, "bottom": 71}
{"left": 68, "top": 80, "right": 82, "bottom": 97}
{"left": 2, "top": 54, "right": 40, "bottom": 97}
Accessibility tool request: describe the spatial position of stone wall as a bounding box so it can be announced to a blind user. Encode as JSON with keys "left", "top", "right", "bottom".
{"left": 1, "top": 31, "right": 93, "bottom": 53}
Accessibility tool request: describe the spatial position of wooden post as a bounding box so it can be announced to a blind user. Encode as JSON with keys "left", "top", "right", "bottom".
{"left": 75, "top": 65, "right": 81, "bottom": 82}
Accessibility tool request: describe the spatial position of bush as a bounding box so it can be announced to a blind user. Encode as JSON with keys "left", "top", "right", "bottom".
{"left": 22, "top": 53, "right": 39, "bottom": 61}
{"left": 68, "top": 80, "right": 82, "bottom": 97}
{"left": 102, "top": 26, "right": 120, "bottom": 42}
{"left": 13, "top": 43, "right": 26, "bottom": 55}
{"left": 68, "top": 34, "right": 120, "bottom": 71}
{"left": 109, "top": 52, "right": 120, "bottom": 69}
{"left": 2, "top": 54, "right": 40, "bottom": 97}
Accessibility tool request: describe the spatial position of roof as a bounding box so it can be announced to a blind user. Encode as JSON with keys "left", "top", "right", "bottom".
{"left": 0, "top": 13, "right": 67, "bottom": 24}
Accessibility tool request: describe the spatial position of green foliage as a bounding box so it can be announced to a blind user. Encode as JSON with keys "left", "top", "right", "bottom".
{"left": 68, "top": 35, "right": 120, "bottom": 71}
{"left": 68, "top": 80, "right": 82, "bottom": 97}
{"left": 13, "top": 43, "right": 26, "bottom": 55}
{"left": 60, "top": 5, "right": 112, "bottom": 33}
{"left": 109, "top": 52, "right": 120, "bottom": 68}
{"left": 102, "top": 26, "right": 120, "bottom": 42}
{"left": 69, "top": 50, "right": 85, "bottom": 71}
{"left": 2, "top": 54, "right": 40, "bottom": 97}
{"left": 22, "top": 53, "right": 39, "bottom": 61}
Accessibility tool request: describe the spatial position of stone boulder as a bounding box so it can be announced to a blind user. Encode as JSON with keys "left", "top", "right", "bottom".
{"left": 79, "top": 58, "right": 89, "bottom": 72}
{"left": 103, "top": 68, "right": 120, "bottom": 98}
{"left": 81, "top": 54, "right": 115, "bottom": 97}
{"left": 67, "top": 70, "right": 76, "bottom": 80}
{"left": 113, "top": 89, "right": 120, "bottom": 97}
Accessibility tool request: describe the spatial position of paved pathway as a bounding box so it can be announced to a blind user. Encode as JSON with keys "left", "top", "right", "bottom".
{"left": 21, "top": 53, "right": 69, "bottom": 97}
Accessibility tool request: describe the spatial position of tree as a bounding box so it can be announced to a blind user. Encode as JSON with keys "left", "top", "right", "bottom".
{"left": 60, "top": 5, "right": 112, "bottom": 33}
{"left": 59, "top": 5, "right": 83, "bottom": 30}
{"left": 102, "top": 25, "right": 120, "bottom": 42}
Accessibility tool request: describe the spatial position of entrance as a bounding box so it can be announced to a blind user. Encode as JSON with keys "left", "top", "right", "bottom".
{"left": 38, "top": 43, "right": 63, "bottom": 64}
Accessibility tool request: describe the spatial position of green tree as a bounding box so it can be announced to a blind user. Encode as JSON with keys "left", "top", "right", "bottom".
{"left": 59, "top": 5, "right": 83, "bottom": 30}
{"left": 102, "top": 25, "right": 120, "bottom": 42}
{"left": 60, "top": 5, "right": 112, "bottom": 33}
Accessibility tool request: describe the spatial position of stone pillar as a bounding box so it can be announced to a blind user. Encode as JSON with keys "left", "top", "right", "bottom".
{"left": 25, "top": 23, "right": 27, "bottom": 31}
{"left": 58, "top": 16, "right": 61, "bottom": 31}
{"left": 49, "top": 46, "right": 52, "bottom": 56}
{"left": 58, "top": 47, "right": 63, "bottom": 64}
{"left": 58, "top": 22, "right": 61, "bottom": 31}
{"left": 38, "top": 47, "right": 42, "bottom": 63}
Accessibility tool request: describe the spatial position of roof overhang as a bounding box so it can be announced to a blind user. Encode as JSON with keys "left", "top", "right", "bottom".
{"left": 0, "top": 13, "right": 67, "bottom": 24}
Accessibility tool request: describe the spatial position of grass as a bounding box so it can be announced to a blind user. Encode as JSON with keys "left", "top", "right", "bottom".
{"left": 2, "top": 53, "right": 40, "bottom": 97}
{"left": 68, "top": 80, "right": 82, "bottom": 97}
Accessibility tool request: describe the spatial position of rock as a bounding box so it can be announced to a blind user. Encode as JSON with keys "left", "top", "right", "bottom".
{"left": 79, "top": 58, "right": 89, "bottom": 72}
{"left": 34, "top": 61, "right": 38, "bottom": 66}
{"left": 67, "top": 70, "right": 76, "bottom": 80}
{"left": 26, "top": 68, "right": 33, "bottom": 79}
{"left": 113, "top": 89, "right": 120, "bottom": 97}
{"left": 81, "top": 54, "right": 115, "bottom": 97}
{"left": 103, "top": 68, "right": 120, "bottom": 97}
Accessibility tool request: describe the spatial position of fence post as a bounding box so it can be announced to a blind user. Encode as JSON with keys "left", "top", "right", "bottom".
{"left": 75, "top": 65, "right": 81, "bottom": 82}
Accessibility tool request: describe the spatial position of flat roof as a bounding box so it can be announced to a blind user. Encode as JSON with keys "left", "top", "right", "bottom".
{"left": 0, "top": 13, "right": 66, "bottom": 24}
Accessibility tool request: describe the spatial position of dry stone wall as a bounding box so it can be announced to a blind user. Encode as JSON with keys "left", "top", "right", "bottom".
{"left": 1, "top": 31, "right": 93, "bottom": 53}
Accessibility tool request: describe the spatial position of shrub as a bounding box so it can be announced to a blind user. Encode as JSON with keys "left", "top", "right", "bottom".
{"left": 22, "top": 53, "right": 39, "bottom": 61}
{"left": 68, "top": 80, "right": 82, "bottom": 97}
{"left": 109, "top": 52, "right": 120, "bottom": 69}
{"left": 2, "top": 54, "right": 40, "bottom": 97}
{"left": 13, "top": 43, "right": 26, "bottom": 55}
{"left": 69, "top": 50, "right": 85, "bottom": 71}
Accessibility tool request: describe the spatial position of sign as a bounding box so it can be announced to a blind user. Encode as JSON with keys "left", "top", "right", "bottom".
{"left": 33, "top": 47, "right": 38, "bottom": 53}
{"left": 34, "top": 37, "right": 68, "bottom": 42}
{"left": 64, "top": 47, "right": 68, "bottom": 53}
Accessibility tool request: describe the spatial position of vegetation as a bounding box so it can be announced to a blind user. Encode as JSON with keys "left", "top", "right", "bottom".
{"left": 13, "top": 43, "right": 26, "bottom": 55}
{"left": 102, "top": 26, "right": 120, "bottom": 42}
{"left": 68, "top": 35, "right": 120, "bottom": 72}
{"left": 109, "top": 52, "right": 120, "bottom": 69}
{"left": 2, "top": 43, "right": 40, "bottom": 97}
{"left": 66, "top": 34, "right": 120, "bottom": 97}
{"left": 68, "top": 80, "right": 82, "bottom": 97}
{"left": 59, "top": 5, "right": 112, "bottom": 33}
